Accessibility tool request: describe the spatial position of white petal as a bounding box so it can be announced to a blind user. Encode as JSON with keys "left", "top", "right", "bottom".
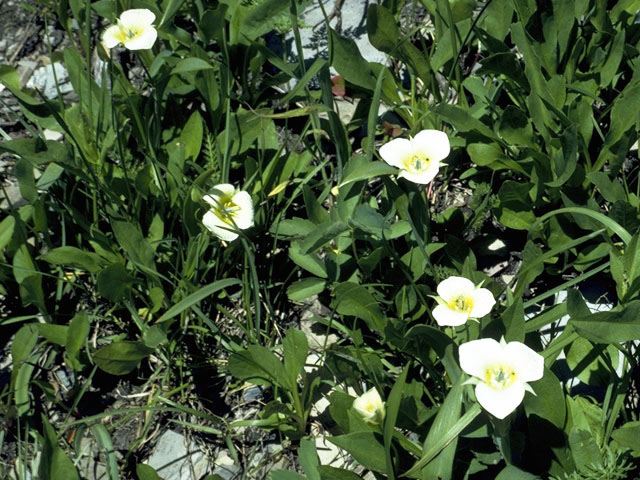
{"left": 231, "top": 191, "right": 254, "bottom": 229}
{"left": 503, "top": 342, "right": 544, "bottom": 383}
{"left": 202, "top": 211, "right": 238, "bottom": 241}
{"left": 469, "top": 287, "right": 496, "bottom": 318}
{"left": 433, "top": 304, "right": 469, "bottom": 327}
{"left": 204, "top": 184, "right": 235, "bottom": 206}
{"left": 397, "top": 166, "right": 438, "bottom": 185}
{"left": 379, "top": 138, "right": 412, "bottom": 169}
{"left": 411, "top": 129, "right": 450, "bottom": 162}
{"left": 119, "top": 8, "right": 156, "bottom": 28}
{"left": 124, "top": 27, "right": 157, "bottom": 50}
{"left": 475, "top": 382, "right": 525, "bottom": 419}
{"left": 102, "top": 25, "right": 123, "bottom": 48}
{"left": 437, "top": 276, "right": 475, "bottom": 302}
{"left": 458, "top": 338, "right": 502, "bottom": 378}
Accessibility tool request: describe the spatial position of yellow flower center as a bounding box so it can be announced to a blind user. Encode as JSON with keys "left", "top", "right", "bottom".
{"left": 484, "top": 365, "right": 517, "bottom": 390}
{"left": 214, "top": 196, "right": 240, "bottom": 225}
{"left": 449, "top": 295, "right": 473, "bottom": 313}
{"left": 403, "top": 153, "right": 431, "bottom": 173}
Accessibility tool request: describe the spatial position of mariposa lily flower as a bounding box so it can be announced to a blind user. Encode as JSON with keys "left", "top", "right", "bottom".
{"left": 202, "top": 184, "right": 254, "bottom": 242}
{"left": 459, "top": 338, "right": 544, "bottom": 419}
{"left": 432, "top": 276, "right": 495, "bottom": 327}
{"left": 102, "top": 9, "right": 158, "bottom": 50}
{"left": 379, "top": 129, "right": 450, "bottom": 184}
{"left": 353, "top": 387, "right": 385, "bottom": 425}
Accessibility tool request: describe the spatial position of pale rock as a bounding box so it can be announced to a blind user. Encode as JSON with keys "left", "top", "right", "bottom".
{"left": 146, "top": 430, "right": 209, "bottom": 480}
{"left": 26, "top": 63, "right": 74, "bottom": 99}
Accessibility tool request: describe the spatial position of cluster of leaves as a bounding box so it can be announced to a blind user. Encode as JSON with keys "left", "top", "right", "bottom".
{"left": 1, "top": 0, "right": 640, "bottom": 479}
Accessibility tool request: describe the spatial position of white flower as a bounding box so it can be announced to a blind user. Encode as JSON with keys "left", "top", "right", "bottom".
{"left": 432, "top": 276, "right": 495, "bottom": 327}
{"left": 353, "top": 388, "right": 385, "bottom": 425}
{"left": 102, "top": 9, "right": 158, "bottom": 50}
{"left": 202, "top": 184, "right": 254, "bottom": 242}
{"left": 379, "top": 129, "right": 450, "bottom": 184}
{"left": 459, "top": 338, "right": 544, "bottom": 419}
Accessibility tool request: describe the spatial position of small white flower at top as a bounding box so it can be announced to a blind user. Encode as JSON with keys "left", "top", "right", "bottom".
{"left": 432, "top": 276, "right": 495, "bottom": 327}
{"left": 379, "top": 129, "right": 450, "bottom": 184}
{"left": 459, "top": 338, "right": 544, "bottom": 419}
{"left": 353, "top": 387, "right": 385, "bottom": 426}
{"left": 202, "top": 184, "right": 254, "bottom": 242}
{"left": 102, "top": 9, "right": 158, "bottom": 51}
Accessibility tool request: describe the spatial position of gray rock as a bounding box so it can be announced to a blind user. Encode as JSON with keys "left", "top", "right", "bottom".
{"left": 242, "top": 385, "right": 263, "bottom": 403}
{"left": 26, "top": 63, "right": 74, "bottom": 99}
{"left": 212, "top": 451, "right": 240, "bottom": 480}
{"left": 146, "top": 430, "right": 209, "bottom": 480}
{"left": 286, "top": 0, "right": 387, "bottom": 68}
{"left": 17, "top": 59, "right": 38, "bottom": 87}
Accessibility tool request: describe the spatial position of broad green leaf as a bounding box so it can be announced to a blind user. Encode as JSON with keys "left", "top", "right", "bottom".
{"left": 228, "top": 345, "right": 288, "bottom": 389}
{"left": 419, "top": 381, "right": 463, "bottom": 479}
{"left": 494, "top": 181, "right": 535, "bottom": 230}
{"left": 432, "top": 104, "right": 497, "bottom": 140}
{"left": 39, "top": 246, "right": 105, "bottom": 273}
{"left": 283, "top": 328, "right": 309, "bottom": 389}
{"left": 97, "top": 263, "right": 135, "bottom": 302}
{"left": 328, "top": 432, "right": 386, "bottom": 473}
{"left": 15, "top": 158, "right": 37, "bottom": 203}
{"left": 571, "top": 301, "right": 640, "bottom": 344}
{"left": 156, "top": 278, "right": 241, "bottom": 323}
{"left": 569, "top": 428, "right": 602, "bottom": 472}
{"left": 39, "top": 416, "right": 80, "bottom": 480}
{"left": 384, "top": 367, "right": 408, "bottom": 478}
{"left": 287, "top": 277, "right": 327, "bottom": 302}
{"left": 349, "top": 204, "right": 391, "bottom": 237}
{"left": 171, "top": 58, "right": 214, "bottom": 75}
{"left": 178, "top": 110, "right": 203, "bottom": 161}
{"left": 587, "top": 172, "right": 626, "bottom": 203}
{"left": 298, "top": 221, "right": 349, "bottom": 255}
{"left": 317, "top": 466, "right": 362, "bottom": 480}
{"left": 66, "top": 312, "right": 90, "bottom": 371}
{"left": 337, "top": 161, "right": 397, "bottom": 189}
{"left": 333, "top": 282, "right": 386, "bottom": 333}
{"left": 137, "top": 464, "right": 163, "bottom": 480}
{"left": 15, "top": 361, "right": 35, "bottom": 415}
{"left": 93, "top": 341, "right": 153, "bottom": 375}
{"left": 272, "top": 218, "right": 317, "bottom": 238}
{"left": 524, "top": 368, "right": 565, "bottom": 428}
{"left": 299, "top": 437, "right": 320, "bottom": 480}
{"left": 565, "top": 338, "right": 617, "bottom": 386}
{"left": 498, "top": 106, "right": 535, "bottom": 146}
{"left": 329, "top": 29, "right": 376, "bottom": 90}
{"left": 0, "top": 215, "right": 15, "bottom": 250}
{"left": 38, "top": 324, "right": 68, "bottom": 346}
{"left": 611, "top": 421, "right": 640, "bottom": 455}
{"left": 112, "top": 221, "right": 157, "bottom": 272}
{"left": 289, "top": 242, "right": 328, "bottom": 278}
{"left": 495, "top": 465, "right": 540, "bottom": 479}
{"left": 503, "top": 299, "right": 525, "bottom": 342}
{"left": 270, "top": 472, "right": 306, "bottom": 480}
{"left": 479, "top": 0, "right": 513, "bottom": 40}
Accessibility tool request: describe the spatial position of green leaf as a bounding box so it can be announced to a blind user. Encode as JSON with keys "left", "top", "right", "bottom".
{"left": 328, "top": 432, "right": 386, "bottom": 473}
{"left": 112, "top": 221, "right": 157, "bottom": 273}
{"left": 228, "top": 345, "right": 288, "bottom": 389}
{"left": 283, "top": 328, "right": 309, "bottom": 390}
{"left": 495, "top": 181, "right": 535, "bottom": 230}
{"left": 503, "top": 299, "right": 525, "bottom": 342}
{"left": 178, "top": 110, "right": 203, "bottom": 161}
{"left": 333, "top": 282, "right": 386, "bottom": 333}
{"left": 611, "top": 421, "right": 640, "bottom": 455}
{"left": 38, "top": 324, "right": 68, "bottom": 346}
{"left": 571, "top": 301, "right": 640, "bottom": 344}
{"left": 349, "top": 204, "right": 391, "bottom": 237}
{"left": 39, "top": 416, "right": 80, "bottom": 480}
{"left": 137, "top": 464, "right": 163, "bottom": 480}
{"left": 587, "top": 172, "right": 626, "bottom": 203}
{"left": 337, "top": 161, "right": 397, "bottom": 189}
{"left": 0, "top": 215, "right": 15, "bottom": 251}
{"left": 384, "top": 366, "right": 408, "bottom": 478}
{"left": 298, "top": 221, "right": 349, "bottom": 255}
{"left": 270, "top": 472, "right": 306, "bottom": 480}
{"left": 299, "top": 437, "right": 320, "bottom": 480}
{"left": 317, "top": 466, "right": 362, "bottom": 480}
{"left": 498, "top": 106, "right": 535, "bottom": 146}
{"left": 91, "top": 424, "right": 119, "bottom": 480}
{"left": 289, "top": 242, "right": 328, "bottom": 278}
{"left": 171, "top": 58, "right": 214, "bottom": 75}
{"left": 66, "top": 312, "right": 90, "bottom": 371}
{"left": 93, "top": 341, "right": 153, "bottom": 375}
{"left": 287, "top": 277, "right": 327, "bottom": 302}
{"left": 329, "top": 29, "right": 376, "bottom": 90}
{"left": 156, "top": 278, "right": 241, "bottom": 323}
{"left": 39, "top": 246, "right": 105, "bottom": 273}
{"left": 97, "top": 263, "right": 135, "bottom": 302}
{"left": 569, "top": 428, "right": 602, "bottom": 472}
{"left": 495, "top": 465, "right": 540, "bottom": 479}
{"left": 15, "top": 158, "right": 37, "bottom": 203}
{"left": 524, "top": 368, "right": 565, "bottom": 428}
{"left": 419, "top": 380, "right": 464, "bottom": 479}
{"left": 432, "top": 104, "right": 497, "bottom": 140}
